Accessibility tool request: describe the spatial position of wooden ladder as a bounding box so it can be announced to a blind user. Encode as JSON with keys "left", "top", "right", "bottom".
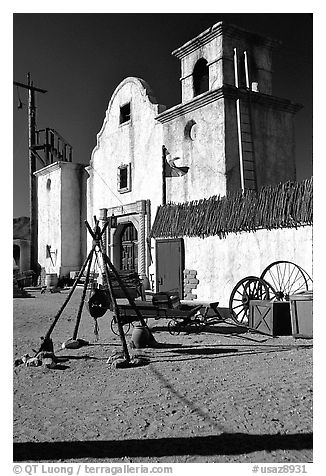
{"left": 234, "top": 48, "right": 257, "bottom": 192}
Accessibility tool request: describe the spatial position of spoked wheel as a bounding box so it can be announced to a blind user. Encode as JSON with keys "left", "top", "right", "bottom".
{"left": 110, "top": 318, "right": 131, "bottom": 336}
{"left": 168, "top": 320, "right": 181, "bottom": 336}
{"left": 229, "top": 276, "right": 272, "bottom": 325}
{"left": 260, "top": 261, "right": 312, "bottom": 301}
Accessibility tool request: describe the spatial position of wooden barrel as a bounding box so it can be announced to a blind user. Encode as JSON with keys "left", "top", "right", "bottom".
{"left": 45, "top": 273, "right": 58, "bottom": 288}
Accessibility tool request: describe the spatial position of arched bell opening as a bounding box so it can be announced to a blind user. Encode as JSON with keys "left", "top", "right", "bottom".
{"left": 193, "top": 58, "right": 209, "bottom": 97}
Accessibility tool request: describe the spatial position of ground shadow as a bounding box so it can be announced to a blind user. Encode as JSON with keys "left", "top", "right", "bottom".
{"left": 56, "top": 355, "right": 100, "bottom": 361}
{"left": 172, "top": 347, "right": 236, "bottom": 356}
{"left": 13, "top": 432, "right": 312, "bottom": 461}
{"left": 150, "top": 323, "right": 279, "bottom": 340}
{"left": 151, "top": 324, "right": 248, "bottom": 335}
{"left": 151, "top": 342, "right": 183, "bottom": 349}
{"left": 84, "top": 342, "right": 121, "bottom": 347}
{"left": 156, "top": 345, "right": 311, "bottom": 365}
{"left": 199, "top": 325, "right": 248, "bottom": 334}
{"left": 146, "top": 342, "right": 312, "bottom": 364}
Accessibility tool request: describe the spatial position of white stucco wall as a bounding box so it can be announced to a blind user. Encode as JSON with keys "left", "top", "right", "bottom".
{"left": 36, "top": 162, "right": 85, "bottom": 276}
{"left": 162, "top": 99, "right": 227, "bottom": 203}
{"left": 184, "top": 225, "right": 312, "bottom": 306}
{"left": 60, "top": 164, "right": 85, "bottom": 275}
{"left": 37, "top": 166, "right": 62, "bottom": 275}
{"left": 88, "top": 77, "right": 164, "bottom": 222}
{"left": 87, "top": 77, "right": 165, "bottom": 278}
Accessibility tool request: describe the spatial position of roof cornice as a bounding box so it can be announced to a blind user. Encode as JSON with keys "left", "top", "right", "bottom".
{"left": 155, "top": 85, "right": 303, "bottom": 123}
{"left": 172, "top": 22, "right": 282, "bottom": 60}
{"left": 34, "top": 161, "right": 85, "bottom": 176}
{"left": 155, "top": 87, "right": 231, "bottom": 123}
{"left": 242, "top": 89, "right": 303, "bottom": 113}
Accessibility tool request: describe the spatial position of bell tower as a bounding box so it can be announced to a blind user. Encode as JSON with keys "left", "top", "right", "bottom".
{"left": 173, "top": 22, "right": 280, "bottom": 102}
{"left": 159, "top": 22, "right": 302, "bottom": 199}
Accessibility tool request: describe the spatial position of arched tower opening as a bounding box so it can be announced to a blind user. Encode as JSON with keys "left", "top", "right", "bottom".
{"left": 193, "top": 58, "right": 209, "bottom": 97}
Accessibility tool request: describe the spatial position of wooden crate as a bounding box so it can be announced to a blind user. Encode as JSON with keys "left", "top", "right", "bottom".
{"left": 249, "top": 300, "right": 292, "bottom": 336}
{"left": 289, "top": 292, "right": 313, "bottom": 338}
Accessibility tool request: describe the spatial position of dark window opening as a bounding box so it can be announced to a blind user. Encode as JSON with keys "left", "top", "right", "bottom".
{"left": 119, "top": 167, "right": 128, "bottom": 189}
{"left": 13, "top": 245, "right": 20, "bottom": 268}
{"left": 248, "top": 54, "right": 259, "bottom": 90}
{"left": 118, "top": 163, "right": 131, "bottom": 193}
{"left": 193, "top": 58, "right": 209, "bottom": 97}
{"left": 238, "top": 52, "right": 247, "bottom": 88}
{"left": 120, "top": 103, "right": 131, "bottom": 124}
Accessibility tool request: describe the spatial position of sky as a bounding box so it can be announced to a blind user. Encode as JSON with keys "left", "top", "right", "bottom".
{"left": 13, "top": 12, "right": 313, "bottom": 218}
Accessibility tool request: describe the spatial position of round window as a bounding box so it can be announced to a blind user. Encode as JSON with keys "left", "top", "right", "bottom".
{"left": 189, "top": 123, "right": 198, "bottom": 141}
{"left": 184, "top": 119, "right": 198, "bottom": 140}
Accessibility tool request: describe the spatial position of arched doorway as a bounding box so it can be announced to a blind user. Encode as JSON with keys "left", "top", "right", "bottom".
{"left": 120, "top": 222, "right": 138, "bottom": 272}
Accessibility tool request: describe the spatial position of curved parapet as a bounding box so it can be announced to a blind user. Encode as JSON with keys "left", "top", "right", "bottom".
{"left": 90, "top": 77, "right": 165, "bottom": 163}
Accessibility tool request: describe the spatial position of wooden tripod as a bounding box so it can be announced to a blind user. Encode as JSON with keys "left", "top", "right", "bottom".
{"left": 37, "top": 218, "right": 155, "bottom": 362}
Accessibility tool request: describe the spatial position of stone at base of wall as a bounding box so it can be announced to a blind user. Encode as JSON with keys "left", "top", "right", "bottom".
{"left": 184, "top": 293, "right": 197, "bottom": 300}
{"left": 183, "top": 269, "right": 199, "bottom": 300}
{"left": 39, "top": 268, "right": 46, "bottom": 287}
{"left": 183, "top": 269, "right": 197, "bottom": 276}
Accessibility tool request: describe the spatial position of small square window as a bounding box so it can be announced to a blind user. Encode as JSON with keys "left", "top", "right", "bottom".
{"left": 119, "top": 103, "right": 131, "bottom": 124}
{"left": 118, "top": 164, "right": 131, "bottom": 193}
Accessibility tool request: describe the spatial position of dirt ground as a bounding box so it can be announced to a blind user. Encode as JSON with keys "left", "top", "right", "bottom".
{"left": 13, "top": 288, "right": 313, "bottom": 463}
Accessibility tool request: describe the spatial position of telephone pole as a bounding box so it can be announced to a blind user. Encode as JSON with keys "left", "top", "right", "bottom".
{"left": 14, "top": 73, "right": 47, "bottom": 278}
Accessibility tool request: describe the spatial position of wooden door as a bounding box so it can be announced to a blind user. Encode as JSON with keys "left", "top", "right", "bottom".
{"left": 156, "top": 239, "right": 184, "bottom": 296}
{"left": 120, "top": 223, "right": 138, "bottom": 271}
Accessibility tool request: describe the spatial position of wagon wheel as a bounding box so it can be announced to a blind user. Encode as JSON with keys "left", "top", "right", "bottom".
{"left": 110, "top": 318, "right": 131, "bottom": 336}
{"left": 229, "top": 276, "right": 272, "bottom": 325}
{"left": 260, "top": 261, "right": 312, "bottom": 301}
{"left": 168, "top": 320, "right": 181, "bottom": 336}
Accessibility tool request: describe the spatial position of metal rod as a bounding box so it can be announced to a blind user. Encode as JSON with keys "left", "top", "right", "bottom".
{"left": 45, "top": 128, "right": 50, "bottom": 165}
{"left": 37, "top": 246, "right": 95, "bottom": 351}
{"left": 86, "top": 219, "right": 133, "bottom": 361}
{"left": 98, "top": 240, "right": 131, "bottom": 363}
{"left": 233, "top": 49, "right": 245, "bottom": 192}
{"left": 162, "top": 145, "right": 167, "bottom": 205}
{"left": 72, "top": 247, "right": 95, "bottom": 340}
{"left": 233, "top": 48, "right": 239, "bottom": 88}
{"left": 244, "top": 51, "right": 250, "bottom": 89}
